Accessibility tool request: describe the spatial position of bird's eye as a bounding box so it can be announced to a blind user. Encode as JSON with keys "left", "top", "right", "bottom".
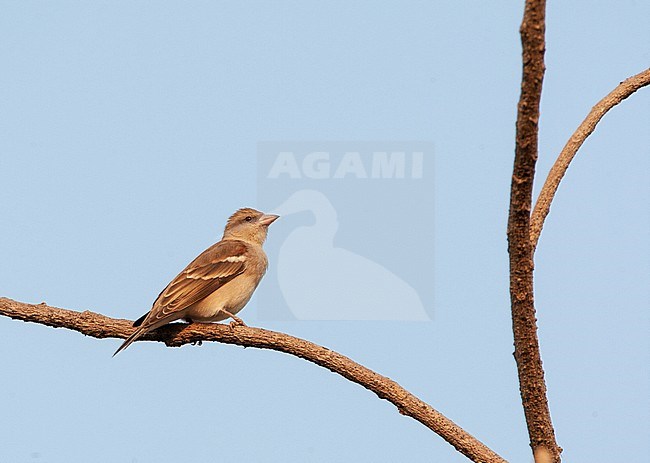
{"left": 244, "top": 216, "right": 253, "bottom": 222}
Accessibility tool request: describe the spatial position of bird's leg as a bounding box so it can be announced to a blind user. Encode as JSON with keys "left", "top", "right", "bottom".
{"left": 221, "top": 309, "right": 247, "bottom": 327}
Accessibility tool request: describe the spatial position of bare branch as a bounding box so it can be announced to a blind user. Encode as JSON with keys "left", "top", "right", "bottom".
{"left": 508, "top": 1, "right": 561, "bottom": 461}
{"left": 530, "top": 68, "right": 650, "bottom": 251}
{"left": 0, "top": 297, "right": 507, "bottom": 463}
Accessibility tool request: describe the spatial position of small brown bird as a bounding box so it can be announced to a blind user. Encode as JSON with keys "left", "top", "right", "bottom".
{"left": 113, "top": 208, "right": 279, "bottom": 356}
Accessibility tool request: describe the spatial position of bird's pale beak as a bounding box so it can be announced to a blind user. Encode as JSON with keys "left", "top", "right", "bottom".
{"left": 259, "top": 214, "right": 280, "bottom": 226}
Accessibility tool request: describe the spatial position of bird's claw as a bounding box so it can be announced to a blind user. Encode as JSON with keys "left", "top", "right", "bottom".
{"left": 191, "top": 340, "right": 203, "bottom": 346}
{"left": 229, "top": 316, "right": 247, "bottom": 328}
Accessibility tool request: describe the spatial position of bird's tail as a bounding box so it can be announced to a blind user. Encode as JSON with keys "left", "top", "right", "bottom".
{"left": 113, "top": 327, "right": 146, "bottom": 357}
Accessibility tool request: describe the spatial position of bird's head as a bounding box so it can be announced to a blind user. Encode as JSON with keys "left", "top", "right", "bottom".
{"left": 223, "top": 208, "right": 279, "bottom": 244}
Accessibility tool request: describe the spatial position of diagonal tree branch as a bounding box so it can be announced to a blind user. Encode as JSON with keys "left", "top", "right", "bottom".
{"left": 530, "top": 67, "right": 650, "bottom": 251}
{"left": 508, "top": 1, "right": 562, "bottom": 462}
{"left": 0, "top": 297, "right": 507, "bottom": 463}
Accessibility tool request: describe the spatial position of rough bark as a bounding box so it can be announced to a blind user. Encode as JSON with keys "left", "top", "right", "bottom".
{"left": 508, "top": 0, "right": 562, "bottom": 462}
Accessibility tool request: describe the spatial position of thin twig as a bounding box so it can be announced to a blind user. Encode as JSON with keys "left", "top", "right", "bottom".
{"left": 530, "top": 68, "right": 650, "bottom": 251}
{"left": 508, "top": 1, "right": 561, "bottom": 462}
{"left": 0, "top": 297, "right": 507, "bottom": 463}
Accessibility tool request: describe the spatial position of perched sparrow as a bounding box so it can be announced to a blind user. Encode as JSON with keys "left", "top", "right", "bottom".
{"left": 113, "top": 208, "right": 279, "bottom": 356}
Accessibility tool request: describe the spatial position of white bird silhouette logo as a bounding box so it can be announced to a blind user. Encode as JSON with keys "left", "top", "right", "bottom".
{"left": 271, "top": 189, "right": 429, "bottom": 320}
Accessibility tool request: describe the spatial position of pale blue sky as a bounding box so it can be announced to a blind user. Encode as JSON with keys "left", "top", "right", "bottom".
{"left": 1, "top": 2, "right": 648, "bottom": 462}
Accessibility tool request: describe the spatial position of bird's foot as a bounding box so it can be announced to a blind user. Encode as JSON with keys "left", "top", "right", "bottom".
{"left": 190, "top": 340, "right": 203, "bottom": 347}
{"left": 228, "top": 316, "right": 246, "bottom": 328}
{"left": 219, "top": 310, "right": 246, "bottom": 328}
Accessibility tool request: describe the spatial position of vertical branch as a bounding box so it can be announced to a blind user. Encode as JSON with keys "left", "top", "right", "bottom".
{"left": 508, "top": 0, "right": 561, "bottom": 462}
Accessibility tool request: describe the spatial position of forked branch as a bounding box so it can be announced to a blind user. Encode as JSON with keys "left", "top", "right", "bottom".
{"left": 530, "top": 67, "right": 650, "bottom": 251}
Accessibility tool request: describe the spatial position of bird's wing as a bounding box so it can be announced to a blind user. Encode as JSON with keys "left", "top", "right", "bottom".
{"left": 139, "top": 240, "right": 248, "bottom": 329}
